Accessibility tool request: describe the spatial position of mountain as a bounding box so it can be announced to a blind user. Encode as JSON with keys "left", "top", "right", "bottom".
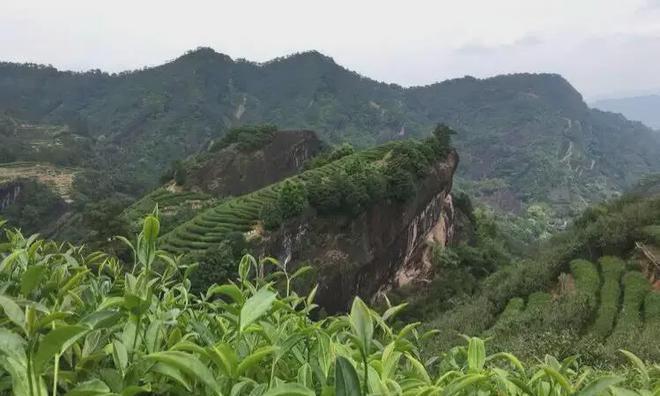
{"left": 593, "top": 94, "right": 660, "bottom": 130}
{"left": 156, "top": 128, "right": 458, "bottom": 311}
{"left": 1, "top": 48, "right": 660, "bottom": 218}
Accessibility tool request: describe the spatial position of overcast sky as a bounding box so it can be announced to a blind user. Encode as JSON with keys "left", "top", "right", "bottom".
{"left": 2, "top": 0, "right": 660, "bottom": 100}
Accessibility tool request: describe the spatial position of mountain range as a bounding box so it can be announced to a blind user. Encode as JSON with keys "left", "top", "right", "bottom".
{"left": 1, "top": 47, "right": 659, "bottom": 220}
{"left": 592, "top": 94, "right": 660, "bottom": 130}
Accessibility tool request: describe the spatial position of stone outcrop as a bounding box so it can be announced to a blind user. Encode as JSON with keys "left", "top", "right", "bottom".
{"left": 261, "top": 150, "right": 459, "bottom": 312}
{"left": 185, "top": 130, "right": 323, "bottom": 197}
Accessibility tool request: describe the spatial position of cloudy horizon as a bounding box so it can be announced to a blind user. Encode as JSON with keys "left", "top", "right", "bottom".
{"left": 2, "top": 0, "right": 660, "bottom": 100}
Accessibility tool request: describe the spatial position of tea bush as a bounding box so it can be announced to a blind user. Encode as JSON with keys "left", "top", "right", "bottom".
{"left": 0, "top": 215, "right": 658, "bottom": 395}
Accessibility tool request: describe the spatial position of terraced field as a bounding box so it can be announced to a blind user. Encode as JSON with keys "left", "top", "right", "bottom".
{"left": 159, "top": 141, "right": 402, "bottom": 253}
{"left": 490, "top": 255, "right": 660, "bottom": 340}
{"left": 0, "top": 162, "right": 80, "bottom": 202}
{"left": 122, "top": 186, "right": 214, "bottom": 231}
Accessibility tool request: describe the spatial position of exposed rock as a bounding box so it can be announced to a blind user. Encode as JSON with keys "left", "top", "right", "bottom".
{"left": 0, "top": 182, "right": 21, "bottom": 210}
{"left": 185, "top": 130, "right": 323, "bottom": 197}
{"left": 260, "top": 151, "right": 458, "bottom": 312}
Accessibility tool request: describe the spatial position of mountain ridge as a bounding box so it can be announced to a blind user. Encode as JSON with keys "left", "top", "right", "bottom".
{"left": 1, "top": 48, "right": 659, "bottom": 219}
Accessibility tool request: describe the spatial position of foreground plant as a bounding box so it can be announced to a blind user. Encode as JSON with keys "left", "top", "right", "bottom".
{"left": 0, "top": 215, "right": 658, "bottom": 395}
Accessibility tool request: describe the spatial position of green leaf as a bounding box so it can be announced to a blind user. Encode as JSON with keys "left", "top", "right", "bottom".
{"left": 441, "top": 373, "right": 487, "bottom": 395}
{"left": 112, "top": 340, "right": 128, "bottom": 372}
{"left": 120, "top": 385, "right": 151, "bottom": 396}
{"left": 151, "top": 362, "right": 192, "bottom": 392}
{"left": 575, "top": 375, "right": 624, "bottom": 396}
{"left": 297, "top": 363, "right": 313, "bottom": 389}
{"left": 290, "top": 266, "right": 313, "bottom": 280}
{"left": 207, "top": 284, "right": 246, "bottom": 305}
{"left": 609, "top": 386, "right": 641, "bottom": 396}
{"left": 20, "top": 265, "right": 45, "bottom": 296}
{"left": 467, "top": 337, "right": 486, "bottom": 372}
{"left": 238, "top": 255, "right": 254, "bottom": 282}
{"left": 142, "top": 214, "right": 160, "bottom": 246}
{"left": 137, "top": 215, "right": 159, "bottom": 267}
{"left": 237, "top": 345, "right": 278, "bottom": 375}
{"left": 0, "top": 295, "right": 25, "bottom": 330}
{"left": 335, "top": 356, "right": 361, "bottom": 396}
{"left": 80, "top": 310, "right": 122, "bottom": 330}
{"left": 63, "top": 379, "right": 110, "bottom": 396}
{"left": 145, "top": 350, "right": 221, "bottom": 395}
{"left": 541, "top": 366, "right": 574, "bottom": 394}
{"left": 240, "top": 288, "right": 277, "bottom": 332}
{"left": 0, "top": 328, "right": 26, "bottom": 363}
{"left": 208, "top": 343, "right": 239, "bottom": 378}
{"left": 349, "top": 297, "right": 373, "bottom": 356}
{"left": 34, "top": 325, "right": 89, "bottom": 372}
{"left": 382, "top": 303, "right": 408, "bottom": 323}
{"left": 263, "top": 383, "right": 315, "bottom": 396}
{"left": 620, "top": 350, "right": 650, "bottom": 386}
{"left": 404, "top": 353, "right": 431, "bottom": 384}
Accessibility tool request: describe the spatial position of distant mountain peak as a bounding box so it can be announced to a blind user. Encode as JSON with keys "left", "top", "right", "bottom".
{"left": 174, "top": 46, "right": 233, "bottom": 64}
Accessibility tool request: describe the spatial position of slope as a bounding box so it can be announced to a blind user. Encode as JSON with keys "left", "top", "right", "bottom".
{"left": 421, "top": 183, "right": 660, "bottom": 364}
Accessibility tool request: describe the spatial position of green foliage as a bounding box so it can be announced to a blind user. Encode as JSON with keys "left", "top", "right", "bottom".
{"left": 609, "top": 271, "right": 650, "bottom": 339}
{"left": 385, "top": 167, "right": 415, "bottom": 202}
{"left": 187, "top": 232, "right": 247, "bottom": 293}
{"left": 209, "top": 124, "right": 277, "bottom": 152}
{"left": 263, "top": 180, "right": 308, "bottom": 229}
{"left": 0, "top": 217, "right": 657, "bottom": 395}
{"left": 162, "top": 133, "right": 454, "bottom": 255}
{"left": 305, "top": 143, "right": 354, "bottom": 169}
{"left": 173, "top": 160, "right": 187, "bottom": 186}
{"left": 570, "top": 259, "right": 600, "bottom": 303}
{"left": 592, "top": 257, "right": 624, "bottom": 338}
{"left": 424, "top": 192, "right": 660, "bottom": 364}
{"left": 1, "top": 179, "right": 65, "bottom": 234}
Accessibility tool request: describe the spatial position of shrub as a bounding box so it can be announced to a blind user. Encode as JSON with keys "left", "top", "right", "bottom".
{"left": 644, "top": 291, "right": 660, "bottom": 323}
{"left": 609, "top": 271, "right": 650, "bottom": 345}
{"left": 569, "top": 259, "right": 600, "bottom": 303}
{"left": 187, "top": 232, "right": 247, "bottom": 292}
{"left": 209, "top": 124, "right": 277, "bottom": 152}
{"left": 0, "top": 216, "right": 656, "bottom": 395}
{"left": 592, "top": 256, "right": 624, "bottom": 338}
{"left": 386, "top": 167, "right": 415, "bottom": 202}
{"left": 306, "top": 143, "right": 354, "bottom": 169}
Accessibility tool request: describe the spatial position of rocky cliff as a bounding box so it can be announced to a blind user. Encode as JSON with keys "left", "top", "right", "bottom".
{"left": 260, "top": 151, "right": 459, "bottom": 312}
{"left": 0, "top": 182, "right": 21, "bottom": 211}
{"left": 185, "top": 130, "right": 323, "bottom": 196}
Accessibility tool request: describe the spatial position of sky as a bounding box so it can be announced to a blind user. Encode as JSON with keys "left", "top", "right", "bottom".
{"left": 2, "top": 0, "right": 660, "bottom": 100}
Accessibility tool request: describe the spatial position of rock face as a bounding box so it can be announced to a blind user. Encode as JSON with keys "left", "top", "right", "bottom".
{"left": 261, "top": 150, "right": 459, "bottom": 312}
{"left": 185, "top": 130, "right": 323, "bottom": 197}
{"left": 0, "top": 182, "right": 21, "bottom": 211}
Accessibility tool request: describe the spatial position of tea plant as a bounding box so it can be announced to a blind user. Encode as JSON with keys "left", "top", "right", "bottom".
{"left": 0, "top": 215, "right": 658, "bottom": 395}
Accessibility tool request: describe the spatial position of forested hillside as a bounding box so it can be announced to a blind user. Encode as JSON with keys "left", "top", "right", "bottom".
{"left": 412, "top": 182, "right": 660, "bottom": 365}
{"left": 1, "top": 48, "right": 659, "bottom": 216}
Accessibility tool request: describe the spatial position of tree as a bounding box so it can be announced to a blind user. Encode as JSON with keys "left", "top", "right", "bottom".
{"left": 386, "top": 167, "right": 415, "bottom": 202}
{"left": 432, "top": 123, "right": 456, "bottom": 154}
{"left": 173, "top": 160, "right": 187, "bottom": 186}
{"left": 277, "top": 181, "right": 307, "bottom": 219}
